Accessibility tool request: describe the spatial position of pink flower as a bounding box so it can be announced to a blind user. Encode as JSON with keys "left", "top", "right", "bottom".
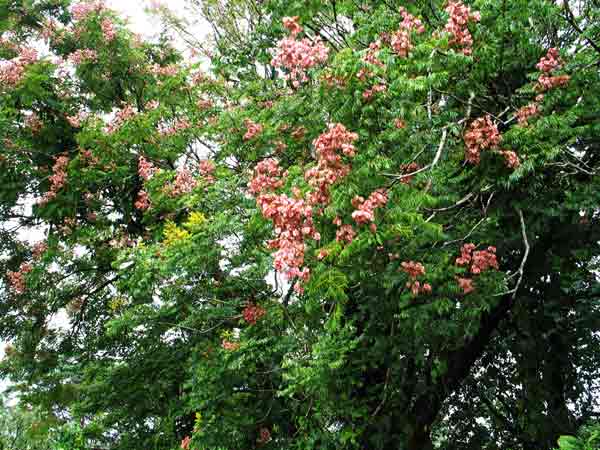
{"left": 351, "top": 189, "right": 388, "bottom": 225}
{"left": 32, "top": 242, "right": 48, "bottom": 260}
{"left": 362, "top": 83, "right": 386, "bottom": 100}
{"left": 537, "top": 74, "right": 570, "bottom": 91}
{"left": 391, "top": 7, "right": 426, "bottom": 58}
{"left": 443, "top": 1, "right": 481, "bottom": 55}
{"left": 39, "top": 156, "right": 69, "bottom": 205}
{"left": 457, "top": 277, "right": 474, "bottom": 294}
{"left": 0, "top": 47, "right": 38, "bottom": 87}
{"left": 180, "top": 436, "right": 191, "bottom": 450}
{"left": 401, "top": 261, "right": 431, "bottom": 296}
{"left": 364, "top": 40, "right": 385, "bottom": 68}
{"left": 138, "top": 156, "right": 157, "bottom": 181}
{"left": 248, "top": 158, "right": 284, "bottom": 194}
{"left": 66, "top": 111, "right": 88, "bottom": 128}
{"left": 255, "top": 193, "right": 319, "bottom": 281}
{"left": 401, "top": 261, "right": 426, "bottom": 279}
{"left": 305, "top": 123, "right": 358, "bottom": 204}
{"left": 271, "top": 19, "right": 329, "bottom": 86}
{"left": 158, "top": 117, "right": 191, "bottom": 136}
{"left": 536, "top": 48, "right": 562, "bottom": 73}
{"left": 222, "top": 340, "right": 240, "bottom": 351}
{"left": 499, "top": 150, "right": 520, "bottom": 169}
{"left": 199, "top": 159, "right": 216, "bottom": 183}
{"left": 24, "top": 113, "right": 43, "bottom": 133}
{"left": 145, "top": 100, "right": 160, "bottom": 110}
{"left": 464, "top": 115, "right": 502, "bottom": 164}
{"left": 170, "top": 169, "right": 197, "bottom": 196}
{"left": 282, "top": 16, "right": 303, "bottom": 36}
{"left": 105, "top": 104, "right": 136, "bottom": 133}
{"left": 7, "top": 263, "right": 33, "bottom": 295}
{"left": 243, "top": 119, "right": 263, "bottom": 141}
{"left": 336, "top": 224, "right": 356, "bottom": 244}
{"left": 71, "top": 1, "right": 106, "bottom": 21}
{"left": 68, "top": 49, "right": 98, "bottom": 65}
{"left": 243, "top": 304, "right": 266, "bottom": 324}
{"left": 456, "top": 243, "right": 498, "bottom": 274}
{"left": 134, "top": 190, "right": 150, "bottom": 210}
{"left": 101, "top": 18, "right": 116, "bottom": 41}
{"left": 516, "top": 103, "right": 539, "bottom": 126}
{"left": 317, "top": 249, "right": 329, "bottom": 260}
{"left": 150, "top": 64, "right": 179, "bottom": 77}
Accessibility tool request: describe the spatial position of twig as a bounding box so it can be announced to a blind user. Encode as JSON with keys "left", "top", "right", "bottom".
{"left": 427, "top": 192, "right": 475, "bottom": 212}
{"left": 442, "top": 217, "right": 487, "bottom": 247}
{"left": 385, "top": 127, "right": 448, "bottom": 184}
{"left": 495, "top": 209, "right": 530, "bottom": 298}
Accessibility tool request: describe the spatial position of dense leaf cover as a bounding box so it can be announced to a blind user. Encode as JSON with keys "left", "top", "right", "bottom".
{"left": 1, "top": 0, "right": 600, "bottom": 449}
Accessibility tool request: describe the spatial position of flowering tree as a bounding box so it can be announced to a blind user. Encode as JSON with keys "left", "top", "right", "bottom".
{"left": 1, "top": 1, "right": 600, "bottom": 449}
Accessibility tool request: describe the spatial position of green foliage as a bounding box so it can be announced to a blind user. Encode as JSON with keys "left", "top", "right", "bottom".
{"left": 1, "top": 0, "right": 599, "bottom": 449}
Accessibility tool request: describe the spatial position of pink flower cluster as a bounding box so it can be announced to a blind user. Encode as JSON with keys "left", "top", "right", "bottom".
{"left": 66, "top": 111, "right": 88, "bottom": 128}
{"left": 455, "top": 243, "right": 498, "bottom": 294}
{"left": 391, "top": 7, "right": 426, "bottom": 58}
{"left": 135, "top": 190, "right": 150, "bottom": 210}
{"left": 351, "top": 189, "right": 388, "bottom": 231}
{"left": 170, "top": 169, "right": 197, "bottom": 196}
{"left": 199, "top": 159, "right": 216, "bottom": 183}
{"left": 398, "top": 162, "right": 420, "bottom": 185}
{"left": 516, "top": 102, "right": 539, "bottom": 126}
{"left": 457, "top": 277, "right": 474, "bottom": 294}
{"left": 336, "top": 223, "right": 356, "bottom": 244}
{"left": 39, "top": 19, "right": 60, "bottom": 44}
{"left": 150, "top": 64, "right": 179, "bottom": 77}
{"left": 0, "top": 47, "right": 38, "bottom": 87}
{"left": 444, "top": 0, "right": 481, "bottom": 55}
{"left": 271, "top": 17, "right": 329, "bottom": 87}
{"left": 71, "top": 1, "right": 106, "bottom": 21}
{"left": 243, "top": 119, "right": 263, "bottom": 141}
{"left": 282, "top": 16, "right": 303, "bottom": 36}
{"left": 68, "top": 49, "right": 98, "bottom": 65}
{"left": 138, "top": 156, "right": 157, "bottom": 181}
{"left": 31, "top": 242, "right": 48, "bottom": 260}
{"left": 400, "top": 261, "right": 432, "bottom": 296}
{"left": 158, "top": 117, "right": 191, "bottom": 136}
{"left": 105, "top": 104, "right": 136, "bottom": 134}
{"left": 101, "top": 17, "right": 116, "bottom": 41}
{"left": 222, "top": 340, "right": 240, "bottom": 351}
{"left": 39, "top": 156, "right": 69, "bottom": 204}
{"left": 248, "top": 156, "right": 316, "bottom": 290}
{"left": 363, "top": 83, "right": 386, "bottom": 100}
{"left": 364, "top": 40, "right": 385, "bottom": 68}
{"left": 464, "top": 115, "right": 502, "bottom": 164}
{"left": 536, "top": 48, "right": 570, "bottom": 91}
{"left": 536, "top": 48, "right": 561, "bottom": 73}
{"left": 258, "top": 427, "right": 272, "bottom": 445}
{"left": 499, "top": 150, "right": 520, "bottom": 169}
{"left": 197, "top": 98, "right": 213, "bottom": 110}
{"left": 243, "top": 304, "right": 266, "bottom": 324}
{"left": 7, "top": 263, "right": 33, "bottom": 295}
{"left": 257, "top": 193, "right": 319, "bottom": 289}
{"left": 249, "top": 124, "right": 360, "bottom": 291}
{"left": 305, "top": 123, "right": 358, "bottom": 205}
{"left": 180, "top": 436, "right": 191, "bottom": 450}
{"left": 248, "top": 158, "right": 284, "bottom": 194}
{"left": 146, "top": 99, "right": 160, "bottom": 110}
